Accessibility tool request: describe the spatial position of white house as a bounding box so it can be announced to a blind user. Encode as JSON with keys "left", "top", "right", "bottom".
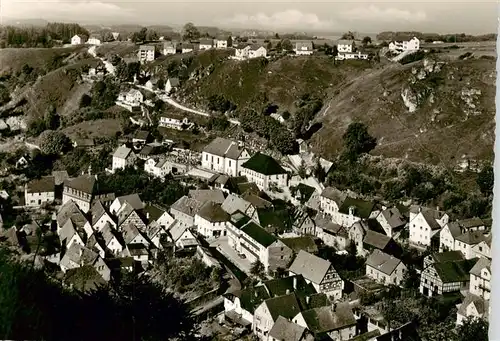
{"left": 365, "top": 249, "right": 407, "bottom": 286}
{"left": 389, "top": 37, "right": 420, "bottom": 52}
{"left": 194, "top": 201, "right": 229, "bottom": 240}
{"left": 456, "top": 294, "right": 490, "bottom": 326}
{"left": 201, "top": 137, "right": 251, "bottom": 177}
{"left": 234, "top": 45, "right": 251, "bottom": 59}
{"left": 472, "top": 235, "right": 492, "bottom": 259}
{"left": 248, "top": 45, "right": 267, "bottom": 59}
{"left": 336, "top": 40, "right": 354, "bottom": 53}
{"left": 87, "top": 36, "right": 101, "bottom": 45}
{"left": 240, "top": 152, "right": 288, "bottom": 191}
{"left": 144, "top": 158, "right": 188, "bottom": 178}
{"left": 169, "top": 222, "right": 198, "bottom": 249}
{"left": 163, "top": 41, "right": 177, "bottom": 55}
{"left": 138, "top": 45, "right": 155, "bottom": 63}
{"left": 294, "top": 41, "right": 314, "bottom": 56}
{"left": 454, "top": 230, "right": 488, "bottom": 260}
{"left": 409, "top": 206, "right": 449, "bottom": 247}
{"left": 227, "top": 213, "right": 293, "bottom": 272}
{"left": 469, "top": 257, "right": 491, "bottom": 300}
{"left": 440, "top": 218, "right": 487, "bottom": 253}
{"left": 24, "top": 176, "right": 55, "bottom": 207}
{"left": 319, "top": 187, "right": 345, "bottom": 217}
{"left": 100, "top": 223, "right": 125, "bottom": 256}
{"left": 215, "top": 38, "right": 228, "bottom": 49}
{"left": 335, "top": 51, "right": 369, "bottom": 61}
{"left": 334, "top": 197, "right": 379, "bottom": 228}
{"left": 288, "top": 250, "right": 344, "bottom": 300}
{"left": 158, "top": 116, "right": 190, "bottom": 130}
{"left": 199, "top": 38, "right": 214, "bottom": 50}
{"left": 253, "top": 293, "right": 303, "bottom": 338}
{"left": 117, "top": 89, "right": 144, "bottom": 106}
{"left": 170, "top": 196, "right": 205, "bottom": 227}
{"left": 71, "top": 35, "right": 83, "bottom": 45}
{"left": 112, "top": 145, "right": 136, "bottom": 173}
{"left": 375, "top": 207, "right": 406, "bottom": 237}
{"left": 90, "top": 200, "right": 116, "bottom": 231}
{"left": 165, "top": 77, "right": 180, "bottom": 94}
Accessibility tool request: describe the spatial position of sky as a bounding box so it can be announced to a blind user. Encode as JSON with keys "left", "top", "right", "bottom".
{"left": 1, "top": 0, "right": 497, "bottom": 34}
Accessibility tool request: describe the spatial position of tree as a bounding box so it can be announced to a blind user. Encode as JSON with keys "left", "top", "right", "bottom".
{"left": 182, "top": 22, "right": 200, "bottom": 41}
{"left": 298, "top": 160, "right": 307, "bottom": 178}
{"left": 362, "top": 36, "right": 372, "bottom": 46}
{"left": 266, "top": 41, "right": 273, "bottom": 50}
{"left": 227, "top": 35, "right": 233, "bottom": 47}
{"left": 0, "top": 84, "right": 11, "bottom": 105}
{"left": 281, "top": 39, "right": 293, "bottom": 51}
{"left": 43, "top": 105, "right": 60, "bottom": 130}
{"left": 38, "top": 130, "right": 72, "bottom": 155}
{"left": 79, "top": 93, "right": 92, "bottom": 108}
{"left": 341, "top": 31, "right": 356, "bottom": 40}
{"left": 250, "top": 260, "right": 264, "bottom": 277}
{"left": 342, "top": 122, "right": 377, "bottom": 161}
{"left": 455, "top": 316, "right": 489, "bottom": 341}
{"left": 313, "top": 159, "right": 327, "bottom": 183}
{"left": 476, "top": 165, "right": 493, "bottom": 196}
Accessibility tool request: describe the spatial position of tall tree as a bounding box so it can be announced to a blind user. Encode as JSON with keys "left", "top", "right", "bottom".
{"left": 455, "top": 316, "right": 489, "bottom": 341}
{"left": 182, "top": 22, "right": 200, "bottom": 41}
{"left": 341, "top": 31, "right": 356, "bottom": 40}
{"left": 476, "top": 164, "right": 493, "bottom": 196}
{"left": 362, "top": 36, "right": 372, "bottom": 46}
{"left": 342, "top": 122, "right": 377, "bottom": 161}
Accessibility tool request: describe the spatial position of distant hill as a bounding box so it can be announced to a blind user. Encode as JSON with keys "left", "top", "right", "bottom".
{"left": 1, "top": 18, "right": 49, "bottom": 27}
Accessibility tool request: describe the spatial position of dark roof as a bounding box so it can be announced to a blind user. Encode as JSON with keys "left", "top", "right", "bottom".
{"left": 296, "top": 183, "right": 316, "bottom": 202}
{"left": 257, "top": 208, "right": 287, "bottom": 232}
{"left": 236, "top": 286, "right": 271, "bottom": 312}
{"left": 339, "top": 197, "right": 376, "bottom": 219}
{"left": 52, "top": 170, "right": 69, "bottom": 186}
{"left": 363, "top": 230, "right": 392, "bottom": 250}
{"left": 26, "top": 176, "right": 55, "bottom": 193}
{"left": 263, "top": 275, "right": 317, "bottom": 298}
{"left": 458, "top": 217, "right": 484, "bottom": 229}
{"left": 170, "top": 196, "right": 204, "bottom": 217}
{"left": 64, "top": 175, "right": 96, "bottom": 194}
{"left": 238, "top": 182, "right": 260, "bottom": 195}
{"left": 265, "top": 293, "right": 302, "bottom": 321}
{"left": 455, "top": 230, "right": 487, "bottom": 245}
{"left": 431, "top": 251, "right": 465, "bottom": 263}
{"left": 320, "top": 187, "right": 345, "bottom": 205}
{"left": 196, "top": 201, "right": 230, "bottom": 223}
{"left": 64, "top": 265, "right": 106, "bottom": 292}
{"left": 269, "top": 316, "right": 307, "bottom": 341}
{"left": 229, "top": 211, "right": 252, "bottom": 228}
{"left": 433, "top": 258, "right": 477, "bottom": 283}
{"left": 242, "top": 192, "right": 273, "bottom": 209}
{"left": 134, "top": 130, "right": 150, "bottom": 141}
{"left": 469, "top": 257, "right": 491, "bottom": 277}
{"left": 376, "top": 321, "right": 421, "bottom": 341}
{"left": 380, "top": 207, "right": 406, "bottom": 229}
{"left": 300, "top": 304, "right": 356, "bottom": 334}
{"left": 241, "top": 152, "right": 286, "bottom": 176}
{"left": 281, "top": 236, "right": 318, "bottom": 254}
{"left": 143, "top": 204, "right": 167, "bottom": 222}
{"left": 240, "top": 221, "right": 277, "bottom": 247}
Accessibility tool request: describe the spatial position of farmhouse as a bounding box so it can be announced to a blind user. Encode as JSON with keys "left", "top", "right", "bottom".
{"left": 24, "top": 176, "right": 55, "bottom": 207}
{"left": 365, "top": 249, "right": 407, "bottom": 286}
{"left": 240, "top": 152, "right": 288, "bottom": 191}
{"left": 111, "top": 145, "right": 136, "bottom": 173}
{"left": 294, "top": 42, "right": 314, "bottom": 56}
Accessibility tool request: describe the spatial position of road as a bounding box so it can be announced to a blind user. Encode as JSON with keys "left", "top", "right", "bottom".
{"left": 210, "top": 237, "right": 252, "bottom": 275}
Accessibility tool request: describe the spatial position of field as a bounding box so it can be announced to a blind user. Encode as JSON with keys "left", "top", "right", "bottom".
{"left": 421, "top": 41, "right": 496, "bottom": 59}
{"left": 61, "top": 118, "right": 122, "bottom": 141}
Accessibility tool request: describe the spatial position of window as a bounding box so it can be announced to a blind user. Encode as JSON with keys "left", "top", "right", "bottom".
{"left": 229, "top": 160, "right": 231, "bottom": 167}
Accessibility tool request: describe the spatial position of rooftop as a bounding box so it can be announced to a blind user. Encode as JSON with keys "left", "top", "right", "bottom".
{"left": 203, "top": 137, "right": 243, "bottom": 159}
{"left": 64, "top": 175, "right": 96, "bottom": 195}
{"left": 338, "top": 197, "right": 376, "bottom": 219}
{"left": 269, "top": 316, "right": 307, "bottom": 341}
{"left": 433, "top": 258, "right": 477, "bottom": 283}
{"left": 300, "top": 303, "right": 356, "bottom": 334}
{"left": 188, "top": 189, "right": 225, "bottom": 204}
{"left": 366, "top": 249, "right": 403, "bottom": 276}
{"left": 289, "top": 250, "right": 332, "bottom": 285}
{"left": 241, "top": 152, "right": 286, "bottom": 176}
{"left": 240, "top": 221, "right": 278, "bottom": 247}
{"left": 363, "top": 230, "right": 392, "bottom": 251}
{"left": 26, "top": 176, "right": 55, "bottom": 193}
{"left": 196, "top": 201, "right": 230, "bottom": 223}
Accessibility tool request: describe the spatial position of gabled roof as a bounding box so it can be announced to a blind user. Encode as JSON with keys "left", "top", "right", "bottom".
{"left": 101, "top": 223, "right": 123, "bottom": 247}
{"left": 249, "top": 44, "right": 265, "bottom": 51}
{"left": 445, "top": 222, "right": 463, "bottom": 238}
{"left": 241, "top": 152, "right": 286, "bottom": 176}
{"left": 366, "top": 249, "right": 403, "bottom": 276}
{"left": 57, "top": 200, "right": 85, "bottom": 227}
{"left": 337, "top": 39, "right": 355, "bottom": 45}
{"left": 64, "top": 265, "right": 106, "bottom": 292}
{"left": 133, "top": 130, "right": 150, "bottom": 141}
{"left": 240, "top": 221, "right": 278, "bottom": 247}
{"left": 199, "top": 38, "right": 213, "bottom": 45}
{"left": 52, "top": 170, "right": 69, "bottom": 186}
{"left": 339, "top": 197, "right": 376, "bottom": 219}
{"left": 139, "top": 45, "right": 155, "bottom": 51}
{"left": 170, "top": 196, "right": 204, "bottom": 217}
{"left": 234, "top": 285, "right": 271, "bottom": 312}
{"left": 363, "top": 230, "right": 392, "bottom": 250}
{"left": 289, "top": 250, "right": 332, "bottom": 285}
{"left": 221, "top": 193, "right": 252, "bottom": 215}
{"left": 167, "top": 77, "right": 180, "bottom": 87}
{"left": 433, "top": 258, "right": 477, "bottom": 283}
{"left": 143, "top": 203, "right": 168, "bottom": 223}
{"left": 300, "top": 303, "right": 356, "bottom": 334}
{"left": 280, "top": 236, "right": 318, "bottom": 254}
{"left": 295, "top": 41, "right": 314, "bottom": 51}
{"left": 469, "top": 257, "right": 491, "bottom": 277}
{"left": 203, "top": 137, "right": 244, "bottom": 159}
{"left": 456, "top": 230, "right": 487, "bottom": 245}
{"left": 26, "top": 176, "right": 55, "bottom": 193}
{"left": 457, "top": 293, "right": 489, "bottom": 318}
{"left": 64, "top": 175, "right": 96, "bottom": 195}
{"left": 169, "top": 221, "right": 191, "bottom": 242}
{"left": 380, "top": 207, "right": 406, "bottom": 229}
{"left": 265, "top": 293, "right": 302, "bottom": 321}
{"left": 90, "top": 200, "right": 109, "bottom": 225}
{"left": 458, "top": 217, "right": 484, "bottom": 229}
{"left": 429, "top": 251, "right": 465, "bottom": 264}
{"left": 163, "top": 41, "right": 177, "bottom": 48}
{"left": 113, "top": 145, "right": 133, "bottom": 159}
{"left": 196, "top": 201, "right": 230, "bottom": 223}
{"left": 241, "top": 192, "right": 273, "bottom": 209}
{"left": 269, "top": 316, "right": 307, "bottom": 341}
{"left": 314, "top": 212, "right": 346, "bottom": 236}
{"left": 122, "top": 223, "right": 143, "bottom": 244}
{"left": 114, "top": 194, "right": 145, "bottom": 211}
{"left": 263, "top": 275, "right": 317, "bottom": 298}
{"left": 188, "top": 189, "right": 225, "bottom": 204}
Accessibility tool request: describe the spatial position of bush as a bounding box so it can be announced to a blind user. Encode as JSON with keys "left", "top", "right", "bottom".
{"left": 38, "top": 130, "right": 72, "bottom": 155}
{"left": 399, "top": 50, "right": 427, "bottom": 65}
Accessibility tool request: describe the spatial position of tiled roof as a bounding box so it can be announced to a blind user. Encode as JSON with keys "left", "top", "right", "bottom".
{"left": 143, "top": 203, "right": 168, "bottom": 222}
{"left": 115, "top": 194, "right": 145, "bottom": 211}
{"left": 339, "top": 197, "right": 376, "bottom": 219}
{"left": 139, "top": 45, "right": 155, "bottom": 51}
{"left": 265, "top": 293, "right": 302, "bottom": 321}
{"left": 241, "top": 152, "right": 286, "bottom": 176}
{"left": 380, "top": 207, "right": 406, "bottom": 229}
{"left": 457, "top": 292, "right": 489, "bottom": 318}
{"left": 269, "top": 316, "right": 306, "bottom": 341}
{"left": 240, "top": 221, "right": 277, "bottom": 247}
{"left": 433, "top": 258, "right": 477, "bottom": 283}
{"left": 90, "top": 200, "right": 108, "bottom": 225}
{"left": 295, "top": 41, "right": 313, "bottom": 51}
{"left": 134, "top": 130, "right": 150, "bottom": 141}
{"left": 188, "top": 189, "right": 225, "bottom": 204}
{"left": 469, "top": 257, "right": 491, "bottom": 277}
{"left": 221, "top": 193, "right": 252, "bottom": 215}
{"left": 300, "top": 303, "right": 356, "bottom": 334}
{"left": 196, "top": 201, "right": 230, "bottom": 223}
{"left": 363, "top": 230, "right": 391, "bottom": 250}
{"left": 456, "top": 230, "right": 487, "bottom": 245}
{"left": 52, "top": 170, "right": 69, "bottom": 186}
{"left": 170, "top": 196, "right": 204, "bottom": 217}
{"left": 26, "top": 176, "right": 55, "bottom": 193}
{"left": 203, "top": 137, "right": 243, "bottom": 159}
{"left": 64, "top": 175, "right": 96, "bottom": 194}
{"left": 289, "top": 250, "right": 332, "bottom": 285}
{"left": 280, "top": 236, "right": 318, "bottom": 254}
{"left": 122, "top": 223, "right": 142, "bottom": 244}
{"left": 241, "top": 192, "right": 273, "bottom": 209}
{"left": 366, "top": 249, "right": 403, "bottom": 275}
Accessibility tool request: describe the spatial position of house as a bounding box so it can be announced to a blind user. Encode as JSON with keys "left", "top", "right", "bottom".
{"left": 109, "top": 193, "right": 145, "bottom": 215}
{"left": 440, "top": 218, "right": 487, "bottom": 255}
{"left": 169, "top": 222, "right": 198, "bottom": 250}
{"left": 336, "top": 40, "right": 355, "bottom": 53}
{"left": 468, "top": 257, "right": 491, "bottom": 300}
{"left": 472, "top": 235, "right": 492, "bottom": 259}
{"left": 116, "top": 202, "right": 147, "bottom": 232}
{"left": 280, "top": 236, "right": 318, "bottom": 255}
{"left": 226, "top": 213, "right": 293, "bottom": 272}
{"left": 249, "top": 45, "right": 267, "bottom": 59}
{"left": 294, "top": 42, "right": 314, "bottom": 56}
{"left": 362, "top": 230, "right": 401, "bottom": 258}
{"left": 163, "top": 41, "right": 177, "bottom": 55}
{"left": 221, "top": 193, "right": 258, "bottom": 218}
{"left": 335, "top": 51, "right": 369, "bottom": 61}
{"left": 234, "top": 44, "right": 251, "bottom": 59}
{"left": 289, "top": 250, "right": 344, "bottom": 300}
{"left": 240, "top": 152, "right": 288, "bottom": 191}
{"left": 201, "top": 137, "right": 251, "bottom": 177}
{"left": 62, "top": 175, "right": 98, "bottom": 213}
{"left": 292, "top": 303, "right": 357, "bottom": 340}
{"left": 454, "top": 230, "right": 488, "bottom": 259}
{"left": 199, "top": 38, "right": 214, "bottom": 50}
{"left": 268, "top": 315, "right": 313, "bottom": 341}
{"left": 335, "top": 197, "right": 379, "bottom": 227}
{"left": 132, "top": 130, "right": 150, "bottom": 145}
{"left": 314, "top": 213, "right": 350, "bottom": 250}
{"left": 194, "top": 201, "right": 229, "bottom": 239}
{"left": 365, "top": 249, "right": 407, "bottom": 286}
{"left": 375, "top": 207, "right": 406, "bottom": 237}
{"left": 456, "top": 292, "right": 490, "bottom": 326}
{"left": 409, "top": 206, "right": 449, "bottom": 247}
{"left": 71, "top": 35, "right": 83, "bottom": 45}
{"left": 87, "top": 36, "right": 101, "bottom": 45}
{"left": 111, "top": 145, "right": 136, "bottom": 173}
{"left": 138, "top": 45, "right": 155, "bottom": 63}
{"left": 419, "top": 251, "right": 477, "bottom": 297}
{"left": 122, "top": 223, "right": 149, "bottom": 246}
{"left": 145, "top": 78, "right": 161, "bottom": 91}
{"left": 165, "top": 77, "right": 180, "bottom": 94}
{"left": 388, "top": 37, "right": 420, "bottom": 52}
{"left": 319, "top": 187, "right": 345, "bottom": 217}
{"left": 100, "top": 223, "right": 124, "bottom": 256}
{"left": 181, "top": 42, "right": 195, "bottom": 53}
{"left": 189, "top": 189, "right": 226, "bottom": 205}
{"left": 170, "top": 196, "right": 205, "bottom": 227}
{"left": 159, "top": 116, "right": 190, "bottom": 130}
{"left": 144, "top": 158, "right": 188, "bottom": 178}
{"left": 90, "top": 200, "right": 116, "bottom": 231}
{"left": 24, "top": 176, "right": 55, "bottom": 207}
{"left": 215, "top": 38, "right": 228, "bottom": 49}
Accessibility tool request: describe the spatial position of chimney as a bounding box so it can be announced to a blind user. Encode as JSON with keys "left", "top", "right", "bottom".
{"left": 293, "top": 276, "right": 297, "bottom": 289}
